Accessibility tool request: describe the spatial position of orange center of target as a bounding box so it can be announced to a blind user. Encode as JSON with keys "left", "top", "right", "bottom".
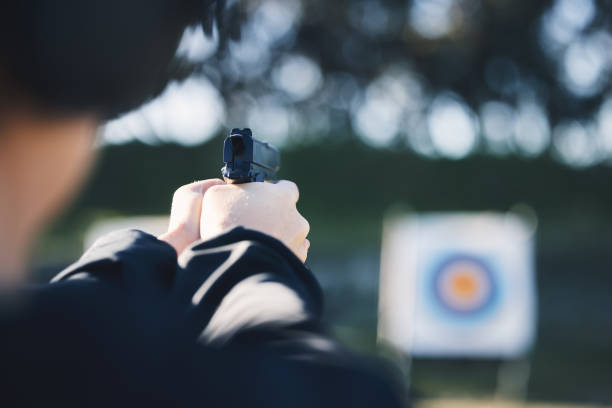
{"left": 450, "top": 271, "right": 479, "bottom": 299}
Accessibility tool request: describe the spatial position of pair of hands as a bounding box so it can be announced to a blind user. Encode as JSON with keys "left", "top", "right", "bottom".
{"left": 158, "top": 180, "right": 310, "bottom": 263}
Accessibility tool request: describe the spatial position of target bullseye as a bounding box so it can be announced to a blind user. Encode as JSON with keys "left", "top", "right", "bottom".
{"left": 432, "top": 255, "right": 497, "bottom": 316}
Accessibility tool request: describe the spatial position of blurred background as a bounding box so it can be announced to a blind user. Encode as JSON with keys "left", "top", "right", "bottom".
{"left": 33, "top": 0, "right": 612, "bottom": 405}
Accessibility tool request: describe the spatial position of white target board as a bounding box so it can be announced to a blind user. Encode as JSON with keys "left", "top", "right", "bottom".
{"left": 378, "top": 212, "right": 537, "bottom": 359}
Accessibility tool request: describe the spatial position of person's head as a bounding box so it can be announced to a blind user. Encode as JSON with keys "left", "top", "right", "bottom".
{"left": 0, "top": 0, "right": 216, "bottom": 283}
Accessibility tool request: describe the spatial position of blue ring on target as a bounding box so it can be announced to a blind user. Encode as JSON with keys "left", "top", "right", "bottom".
{"left": 429, "top": 254, "right": 499, "bottom": 318}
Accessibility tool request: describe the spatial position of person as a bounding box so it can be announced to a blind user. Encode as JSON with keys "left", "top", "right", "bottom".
{"left": 0, "top": 0, "right": 404, "bottom": 406}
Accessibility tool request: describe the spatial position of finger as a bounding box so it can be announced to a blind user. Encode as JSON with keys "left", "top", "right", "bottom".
{"left": 298, "top": 213, "right": 310, "bottom": 239}
{"left": 169, "top": 180, "right": 224, "bottom": 231}
{"left": 297, "top": 239, "right": 310, "bottom": 263}
{"left": 288, "top": 211, "right": 309, "bottom": 243}
{"left": 277, "top": 180, "right": 299, "bottom": 203}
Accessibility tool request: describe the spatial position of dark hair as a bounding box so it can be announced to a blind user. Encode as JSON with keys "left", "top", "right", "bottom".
{"left": 0, "top": 0, "right": 222, "bottom": 119}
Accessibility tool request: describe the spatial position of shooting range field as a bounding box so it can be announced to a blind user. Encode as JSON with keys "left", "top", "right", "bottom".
{"left": 36, "top": 141, "right": 612, "bottom": 404}
{"left": 416, "top": 400, "right": 612, "bottom": 408}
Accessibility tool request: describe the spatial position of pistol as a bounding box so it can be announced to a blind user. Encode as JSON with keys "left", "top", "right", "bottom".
{"left": 221, "top": 128, "right": 280, "bottom": 184}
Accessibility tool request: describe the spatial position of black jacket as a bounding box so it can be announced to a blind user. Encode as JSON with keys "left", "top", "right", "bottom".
{"left": 0, "top": 228, "right": 404, "bottom": 407}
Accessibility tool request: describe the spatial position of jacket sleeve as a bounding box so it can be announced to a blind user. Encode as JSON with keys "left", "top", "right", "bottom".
{"left": 52, "top": 227, "right": 405, "bottom": 407}
{"left": 52, "top": 228, "right": 177, "bottom": 296}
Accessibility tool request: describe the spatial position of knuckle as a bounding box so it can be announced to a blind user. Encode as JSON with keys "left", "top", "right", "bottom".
{"left": 300, "top": 216, "right": 310, "bottom": 235}
{"left": 281, "top": 180, "right": 299, "bottom": 201}
{"left": 173, "top": 185, "right": 187, "bottom": 198}
{"left": 175, "top": 181, "right": 201, "bottom": 195}
{"left": 300, "top": 243, "right": 309, "bottom": 262}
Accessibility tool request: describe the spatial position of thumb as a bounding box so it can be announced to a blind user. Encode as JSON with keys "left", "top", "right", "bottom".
{"left": 168, "top": 179, "right": 225, "bottom": 231}
{"left": 184, "top": 179, "right": 226, "bottom": 195}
